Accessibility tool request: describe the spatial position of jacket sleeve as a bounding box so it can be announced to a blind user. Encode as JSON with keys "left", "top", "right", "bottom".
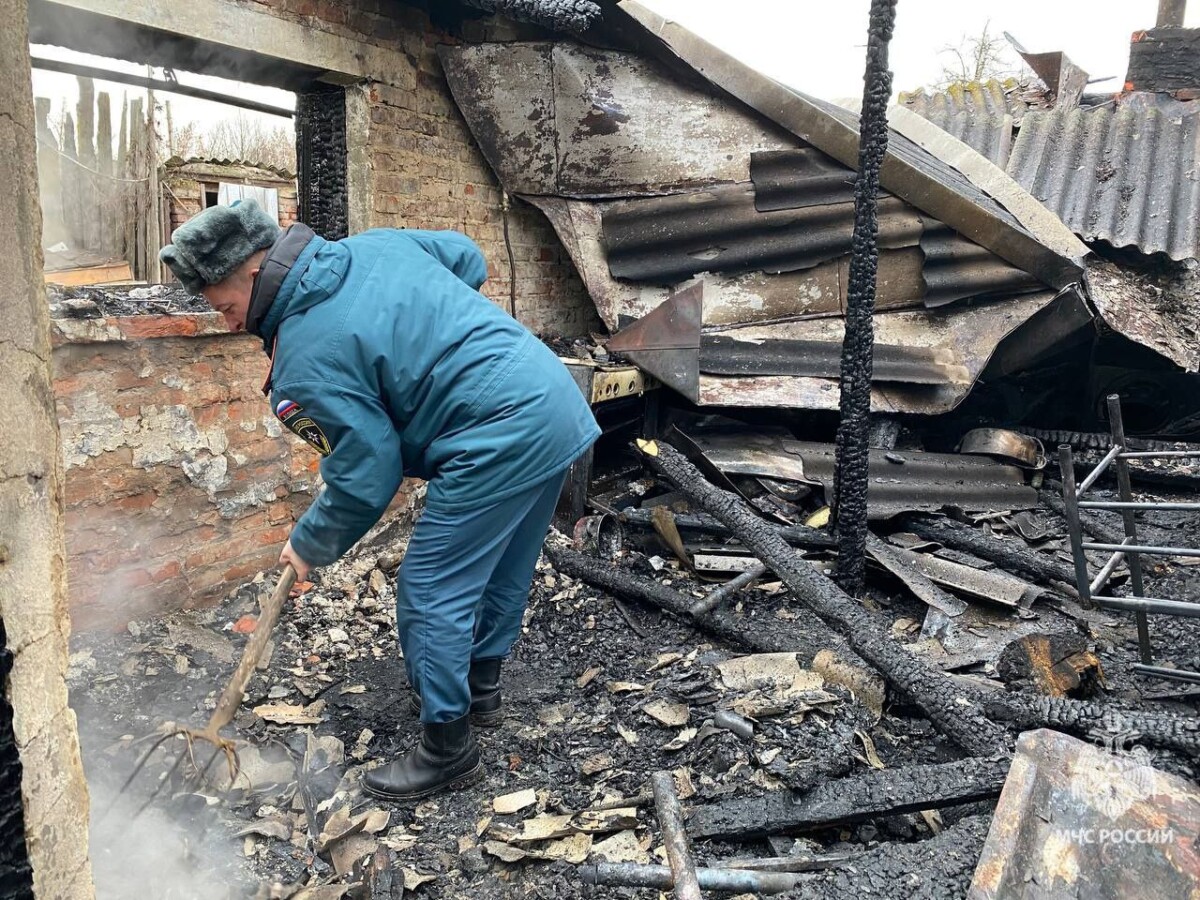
{"left": 401, "top": 229, "right": 488, "bottom": 291}
{"left": 271, "top": 380, "right": 404, "bottom": 567}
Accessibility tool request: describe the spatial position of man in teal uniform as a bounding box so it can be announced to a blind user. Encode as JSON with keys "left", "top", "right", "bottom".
{"left": 161, "top": 200, "right": 599, "bottom": 800}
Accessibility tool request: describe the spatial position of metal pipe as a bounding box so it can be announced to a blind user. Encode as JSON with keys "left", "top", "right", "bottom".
{"left": 1074, "top": 444, "right": 1121, "bottom": 496}
{"left": 30, "top": 57, "right": 295, "bottom": 119}
{"left": 1079, "top": 501, "right": 1200, "bottom": 511}
{"left": 1096, "top": 596, "right": 1200, "bottom": 618}
{"left": 580, "top": 862, "right": 808, "bottom": 894}
{"left": 1131, "top": 663, "right": 1200, "bottom": 685}
{"left": 1157, "top": 0, "right": 1188, "bottom": 27}
{"left": 651, "top": 771, "right": 702, "bottom": 900}
{"left": 723, "top": 853, "right": 854, "bottom": 873}
{"left": 689, "top": 562, "right": 769, "bottom": 617}
{"left": 1058, "top": 445, "right": 1094, "bottom": 607}
{"left": 1118, "top": 450, "right": 1200, "bottom": 459}
{"left": 1090, "top": 547, "right": 1128, "bottom": 596}
{"left": 1081, "top": 542, "right": 1200, "bottom": 557}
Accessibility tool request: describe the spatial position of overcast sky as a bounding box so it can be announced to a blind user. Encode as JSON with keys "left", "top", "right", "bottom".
{"left": 29, "top": 0, "right": 1199, "bottom": 145}
{"left": 642, "top": 0, "right": 1199, "bottom": 99}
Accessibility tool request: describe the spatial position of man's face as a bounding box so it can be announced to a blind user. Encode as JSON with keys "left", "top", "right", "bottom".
{"left": 201, "top": 256, "right": 261, "bottom": 332}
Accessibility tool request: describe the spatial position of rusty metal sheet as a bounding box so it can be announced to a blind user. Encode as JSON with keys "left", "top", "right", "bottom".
{"left": 1016, "top": 47, "right": 1089, "bottom": 107}
{"left": 690, "top": 433, "right": 1037, "bottom": 519}
{"left": 438, "top": 43, "right": 557, "bottom": 195}
{"left": 438, "top": 42, "right": 796, "bottom": 198}
{"left": 1087, "top": 259, "right": 1200, "bottom": 373}
{"left": 607, "top": 282, "right": 701, "bottom": 401}
{"left": 695, "top": 292, "right": 1061, "bottom": 414}
{"left": 619, "top": 0, "right": 1085, "bottom": 288}
{"left": 552, "top": 44, "right": 796, "bottom": 196}
{"left": 970, "top": 729, "right": 1200, "bottom": 899}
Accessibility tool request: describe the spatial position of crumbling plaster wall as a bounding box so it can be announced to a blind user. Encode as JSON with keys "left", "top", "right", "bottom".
{"left": 0, "top": 0, "right": 95, "bottom": 894}
{"left": 53, "top": 315, "right": 326, "bottom": 629}
{"left": 250, "top": 0, "right": 600, "bottom": 336}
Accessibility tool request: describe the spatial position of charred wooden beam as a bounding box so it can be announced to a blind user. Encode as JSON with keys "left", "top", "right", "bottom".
{"left": 617, "top": 507, "right": 836, "bottom": 550}
{"left": 688, "top": 756, "right": 1010, "bottom": 840}
{"left": 985, "top": 695, "right": 1200, "bottom": 759}
{"left": 547, "top": 547, "right": 861, "bottom": 670}
{"left": 782, "top": 814, "right": 990, "bottom": 899}
{"left": 899, "top": 514, "right": 1079, "bottom": 594}
{"left": 636, "top": 441, "right": 1008, "bottom": 757}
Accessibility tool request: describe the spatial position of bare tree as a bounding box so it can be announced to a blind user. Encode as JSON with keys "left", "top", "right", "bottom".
{"left": 197, "top": 113, "right": 296, "bottom": 172}
{"left": 934, "top": 22, "right": 1031, "bottom": 89}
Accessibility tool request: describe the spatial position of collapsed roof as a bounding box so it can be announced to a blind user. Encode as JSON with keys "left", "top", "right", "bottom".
{"left": 443, "top": 1, "right": 1200, "bottom": 414}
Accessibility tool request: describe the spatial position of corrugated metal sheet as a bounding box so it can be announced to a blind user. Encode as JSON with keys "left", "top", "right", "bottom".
{"left": 920, "top": 225, "right": 1043, "bottom": 307}
{"left": 691, "top": 432, "right": 1039, "bottom": 519}
{"left": 1007, "top": 101, "right": 1200, "bottom": 261}
{"left": 601, "top": 185, "right": 924, "bottom": 282}
{"left": 898, "top": 81, "right": 1017, "bottom": 166}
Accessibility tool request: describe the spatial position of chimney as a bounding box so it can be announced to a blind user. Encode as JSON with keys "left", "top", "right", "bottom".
{"left": 1126, "top": 1, "right": 1199, "bottom": 95}
{"left": 1157, "top": 0, "right": 1187, "bottom": 27}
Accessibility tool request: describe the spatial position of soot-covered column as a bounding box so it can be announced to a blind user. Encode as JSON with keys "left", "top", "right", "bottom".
{"left": 833, "top": 0, "right": 898, "bottom": 596}
{"left": 295, "top": 84, "right": 349, "bottom": 241}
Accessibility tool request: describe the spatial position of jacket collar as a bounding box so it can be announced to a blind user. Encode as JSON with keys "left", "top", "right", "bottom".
{"left": 247, "top": 223, "right": 318, "bottom": 352}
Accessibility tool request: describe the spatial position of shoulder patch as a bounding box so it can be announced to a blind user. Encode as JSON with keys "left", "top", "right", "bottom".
{"left": 275, "top": 399, "right": 332, "bottom": 456}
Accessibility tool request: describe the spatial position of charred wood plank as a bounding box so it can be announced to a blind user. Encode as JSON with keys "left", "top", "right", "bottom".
{"left": 780, "top": 814, "right": 990, "bottom": 899}
{"left": 985, "top": 695, "right": 1200, "bottom": 760}
{"left": 900, "top": 513, "right": 1080, "bottom": 594}
{"left": 637, "top": 441, "right": 1008, "bottom": 757}
{"left": 617, "top": 507, "right": 836, "bottom": 550}
{"left": 688, "top": 756, "right": 1010, "bottom": 839}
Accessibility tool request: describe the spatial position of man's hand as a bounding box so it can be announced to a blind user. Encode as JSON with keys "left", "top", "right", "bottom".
{"left": 279, "top": 539, "right": 312, "bottom": 583}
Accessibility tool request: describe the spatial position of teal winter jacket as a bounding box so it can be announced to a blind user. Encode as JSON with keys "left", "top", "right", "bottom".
{"left": 255, "top": 227, "right": 600, "bottom": 567}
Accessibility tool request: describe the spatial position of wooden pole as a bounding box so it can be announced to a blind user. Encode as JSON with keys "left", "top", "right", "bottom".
{"left": 59, "top": 110, "right": 80, "bottom": 248}
{"left": 145, "top": 72, "right": 161, "bottom": 283}
{"left": 129, "top": 97, "right": 144, "bottom": 279}
{"left": 75, "top": 76, "right": 98, "bottom": 250}
{"left": 96, "top": 92, "right": 114, "bottom": 256}
{"left": 34, "top": 97, "right": 66, "bottom": 248}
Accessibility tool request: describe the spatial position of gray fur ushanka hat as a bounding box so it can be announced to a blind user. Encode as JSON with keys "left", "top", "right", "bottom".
{"left": 159, "top": 199, "right": 282, "bottom": 294}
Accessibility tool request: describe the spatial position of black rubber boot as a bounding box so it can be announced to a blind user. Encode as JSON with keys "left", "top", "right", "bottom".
{"left": 408, "top": 658, "right": 504, "bottom": 727}
{"left": 361, "top": 714, "right": 483, "bottom": 802}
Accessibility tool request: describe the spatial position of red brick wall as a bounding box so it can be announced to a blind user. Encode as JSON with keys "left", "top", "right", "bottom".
{"left": 51, "top": 314, "right": 414, "bottom": 630}
{"left": 252, "top": 0, "right": 601, "bottom": 336}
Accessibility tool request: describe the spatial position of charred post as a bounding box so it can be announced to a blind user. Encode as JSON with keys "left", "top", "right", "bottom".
{"left": 832, "top": 0, "right": 898, "bottom": 596}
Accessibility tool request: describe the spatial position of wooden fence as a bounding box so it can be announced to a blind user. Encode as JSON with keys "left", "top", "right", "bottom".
{"left": 35, "top": 76, "right": 162, "bottom": 283}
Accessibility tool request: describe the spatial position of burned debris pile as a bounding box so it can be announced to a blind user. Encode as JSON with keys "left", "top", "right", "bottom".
{"left": 69, "top": 404, "right": 1200, "bottom": 898}
{"left": 47, "top": 282, "right": 211, "bottom": 318}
